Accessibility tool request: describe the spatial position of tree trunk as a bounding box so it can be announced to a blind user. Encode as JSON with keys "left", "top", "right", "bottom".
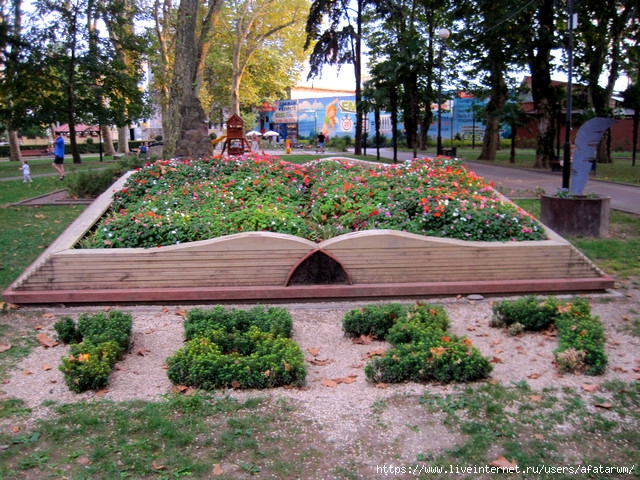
{"left": 420, "top": 107, "right": 433, "bottom": 151}
{"left": 118, "top": 126, "right": 129, "bottom": 153}
{"left": 527, "top": 0, "right": 555, "bottom": 169}
{"left": 390, "top": 84, "right": 398, "bottom": 163}
{"left": 9, "top": 130, "right": 21, "bottom": 161}
{"left": 633, "top": 109, "right": 638, "bottom": 167}
{"left": 101, "top": 125, "right": 116, "bottom": 156}
{"left": 353, "top": 0, "right": 363, "bottom": 156}
{"left": 165, "top": 0, "right": 219, "bottom": 158}
{"left": 478, "top": 67, "right": 507, "bottom": 161}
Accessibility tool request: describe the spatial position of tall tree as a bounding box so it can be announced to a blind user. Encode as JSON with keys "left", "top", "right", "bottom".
{"left": 520, "top": 0, "right": 558, "bottom": 169}
{"left": 98, "top": 0, "right": 150, "bottom": 155}
{"left": 165, "top": 0, "right": 222, "bottom": 158}
{"left": 572, "top": 0, "right": 638, "bottom": 163}
{"left": 0, "top": 0, "right": 25, "bottom": 161}
{"left": 221, "top": 0, "right": 307, "bottom": 116}
{"left": 454, "top": 0, "right": 527, "bottom": 161}
{"left": 305, "top": 0, "right": 366, "bottom": 155}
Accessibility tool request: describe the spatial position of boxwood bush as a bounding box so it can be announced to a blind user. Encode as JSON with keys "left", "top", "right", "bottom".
{"left": 55, "top": 310, "right": 133, "bottom": 393}
{"left": 345, "top": 302, "right": 492, "bottom": 384}
{"left": 491, "top": 296, "right": 607, "bottom": 375}
{"left": 166, "top": 306, "right": 305, "bottom": 390}
{"left": 554, "top": 298, "right": 607, "bottom": 375}
{"left": 491, "top": 295, "right": 559, "bottom": 330}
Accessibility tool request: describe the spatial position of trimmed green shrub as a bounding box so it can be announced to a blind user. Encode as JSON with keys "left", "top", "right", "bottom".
{"left": 60, "top": 341, "right": 120, "bottom": 393}
{"left": 184, "top": 305, "right": 292, "bottom": 340}
{"left": 53, "top": 316, "right": 81, "bottom": 344}
{"left": 166, "top": 307, "right": 306, "bottom": 390}
{"left": 57, "top": 310, "right": 133, "bottom": 392}
{"left": 351, "top": 302, "right": 492, "bottom": 384}
{"left": 66, "top": 168, "right": 120, "bottom": 198}
{"left": 76, "top": 310, "right": 133, "bottom": 353}
{"left": 385, "top": 304, "right": 449, "bottom": 345}
{"left": 492, "top": 296, "right": 608, "bottom": 376}
{"left": 491, "top": 295, "right": 559, "bottom": 330}
{"left": 554, "top": 299, "right": 607, "bottom": 375}
{"left": 342, "top": 303, "right": 407, "bottom": 338}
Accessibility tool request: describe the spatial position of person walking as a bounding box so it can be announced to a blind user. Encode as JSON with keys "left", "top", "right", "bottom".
{"left": 317, "top": 132, "right": 325, "bottom": 153}
{"left": 52, "top": 131, "right": 65, "bottom": 180}
{"left": 19, "top": 159, "right": 33, "bottom": 183}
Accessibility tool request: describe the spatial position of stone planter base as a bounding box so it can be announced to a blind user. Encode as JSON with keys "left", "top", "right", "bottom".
{"left": 540, "top": 194, "right": 610, "bottom": 237}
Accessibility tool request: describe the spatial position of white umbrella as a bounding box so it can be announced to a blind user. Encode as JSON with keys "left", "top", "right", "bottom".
{"left": 245, "top": 130, "right": 262, "bottom": 136}
{"left": 262, "top": 130, "right": 279, "bottom": 137}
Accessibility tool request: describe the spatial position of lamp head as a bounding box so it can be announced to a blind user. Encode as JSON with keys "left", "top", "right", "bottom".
{"left": 438, "top": 27, "right": 450, "bottom": 40}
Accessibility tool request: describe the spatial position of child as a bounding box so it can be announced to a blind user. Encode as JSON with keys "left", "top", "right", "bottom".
{"left": 20, "top": 159, "right": 33, "bottom": 183}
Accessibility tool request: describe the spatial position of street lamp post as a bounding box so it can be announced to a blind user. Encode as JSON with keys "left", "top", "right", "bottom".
{"left": 436, "top": 27, "right": 450, "bottom": 157}
{"left": 562, "top": 0, "right": 575, "bottom": 189}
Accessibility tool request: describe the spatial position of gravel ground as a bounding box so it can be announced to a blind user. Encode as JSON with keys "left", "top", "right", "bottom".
{"left": 2, "top": 284, "right": 640, "bottom": 467}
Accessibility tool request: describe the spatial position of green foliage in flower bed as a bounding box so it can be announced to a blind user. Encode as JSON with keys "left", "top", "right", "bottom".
{"left": 54, "top": 310, "right": 133, "bottom": 393}
{"left": 491, "top": 297, "right": 607, "bottom": 375}
{"left": 166, "top": 306, "right": 306, "bottom": 390}
{"left": 80, "top": 154, "right": 547, "bottom": 248}
{"left": 344, "top": 302, "right": 493, "bottom": 383}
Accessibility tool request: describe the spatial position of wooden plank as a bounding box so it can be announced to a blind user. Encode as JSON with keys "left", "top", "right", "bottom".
{"left": 2, "top": 276, "right": 615, "bottom": 305}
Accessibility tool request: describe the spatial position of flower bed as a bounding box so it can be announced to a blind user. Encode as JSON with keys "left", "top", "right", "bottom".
{"left": 3, "top": 155, "right": 612, "bottom": 305}
{"left": 80, "top": 154, "right": 546, "bottom": 249}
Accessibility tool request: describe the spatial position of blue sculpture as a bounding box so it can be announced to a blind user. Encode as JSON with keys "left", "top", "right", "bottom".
{"left": 570, "top": 117, "right": 616, "bottom": 195}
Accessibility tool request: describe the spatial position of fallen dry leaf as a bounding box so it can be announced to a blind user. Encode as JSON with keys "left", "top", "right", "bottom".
{"left": 321, "top": 379, "right": 338, "bottom": 388}
{"left": 136, "top": 348, "right": 151, "bottom": 356}
{"left": 40, "top": 364, "right": 51, "bottom": 371}
{"left": 350, "top": 363, "right": 363, "bottom": 369}
{"left": 490, "top": 455, "right": 518, "bottom": 471}
{"left": 491, "top": 356, "right": 503, "bottom": 364}
{"left": 11, "top": 426, "right": 19, "bottom": 433}
{"left": 42, "top": 313, "right": 55, "bottom": 319}
{"left": 33, "top": 325, "right": 43, "bottom": 331}
{"left": 0, "top": 302, "right": 19, "bottom": 311}
{"left": 0, "top": 344, "right": 11, "bottom": 353}
{"left": 362, "top": 348, "right": 386, "bottom": 360}
{"left": 529, "top": 395, "right": 542, "bottom": 403}
{"left": 612, "top": 366, "right": 627, "bottom": 373}
{"left": 152, "top": 461, "right": 166, "bottom": 471}
{"left": 494, "top": 348, "right": 504, "bottom": 354}
{"left": 375, "top": 383, "right": 387, "bottom": 389}
{"left": 594, "top": 402, "right": 612, "bottom": 409}
{"left": 533, "top": 433, "right": 545, "bottom": 440}
{"left": 96, "top": 389, "right": 109, "bottom": 397}
{"left": 307, "top": 358, "right": 334, "bottom": 366}
{"left": 490, "top": 338, "right": 502, "bottom": 347}
{"left": 161, "top": 306, "right": 169, "bottom": 313}
{"left": 307, "top": 347, "right": 320, "bottom": 356}
{"left": 22, "top": 370, "right": 31, "bottom": 376}
{"left": 352, "top": 334, "right": 373, "bottom": 345}
{"left": 175, "top": 309, "right": 187, "bottom": 317}
{"left": 212, "top": 464, "right": 224, "bottom": 476}
{"left": 231, "top": 380, "right": 241, "bottom": 389}
{"left": 581, "top": 384, "right": 600, "bottom": 392}
{"left": 528, "top": 373, "right": 542, "bottom": 379}
{"left": 76, "top": 456, "right": 91, "bottom": 465}
{"left": 36, "top": 333, "right": 57, "bottom": 348}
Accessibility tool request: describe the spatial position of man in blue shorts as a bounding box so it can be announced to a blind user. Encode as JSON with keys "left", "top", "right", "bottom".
{"left": 52, "top": 131, "right": 65, "bottom": 180}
